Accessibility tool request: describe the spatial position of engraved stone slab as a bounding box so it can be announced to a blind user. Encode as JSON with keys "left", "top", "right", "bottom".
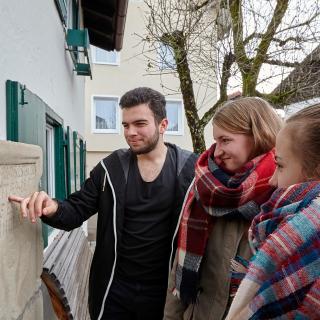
{"left": 0, "top": 141, "right": 43, "bottom": 320}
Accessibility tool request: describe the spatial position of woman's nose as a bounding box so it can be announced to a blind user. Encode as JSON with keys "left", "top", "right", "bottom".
{"left": 269, "top": 170, "right": 278, "bottom": 187}
{"left": 214, "top": 144, "right": 223, "bottom": 157}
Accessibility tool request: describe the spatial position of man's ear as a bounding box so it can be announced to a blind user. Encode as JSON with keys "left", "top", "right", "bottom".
{"left": 159, "top": 118, "right": 168, "bottom": 134}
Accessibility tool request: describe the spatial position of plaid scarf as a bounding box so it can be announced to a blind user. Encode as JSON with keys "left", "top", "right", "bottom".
{"left": 174, "top": 144, "right": 276, "bottom": 305}
{"left": 246, "top": 181, "right": 320, "bottom": 319}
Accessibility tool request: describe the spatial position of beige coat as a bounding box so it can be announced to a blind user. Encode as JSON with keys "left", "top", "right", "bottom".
{"left": 164, "top": 217, "right": 252, "bottom": 320}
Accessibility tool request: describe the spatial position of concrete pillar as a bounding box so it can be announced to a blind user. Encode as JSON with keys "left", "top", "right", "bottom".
{"left": 0, "top": 141, "right": 43, "bottom": 320}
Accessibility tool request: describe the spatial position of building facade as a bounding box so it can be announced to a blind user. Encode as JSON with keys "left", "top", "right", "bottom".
{"left": 0, "top": 0, "right": 128, "bottom": 318}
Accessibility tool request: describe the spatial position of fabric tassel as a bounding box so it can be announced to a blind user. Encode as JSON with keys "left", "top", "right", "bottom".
{"left": 230, "top": 255, "right": 249, "bottom": 297}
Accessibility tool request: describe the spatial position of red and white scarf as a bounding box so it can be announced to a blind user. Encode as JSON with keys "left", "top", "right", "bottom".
{"left": 174, "top": 144, "right": 276, "bottom": 305}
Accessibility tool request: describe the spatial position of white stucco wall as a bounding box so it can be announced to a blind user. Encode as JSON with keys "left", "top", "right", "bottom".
{"left": 0, "top": 0, "right": 85, "bottom": 140}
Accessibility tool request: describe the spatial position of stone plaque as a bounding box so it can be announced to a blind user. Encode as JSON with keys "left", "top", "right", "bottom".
{"left": 0, "top": 141, "right": 43, "bottom": 320}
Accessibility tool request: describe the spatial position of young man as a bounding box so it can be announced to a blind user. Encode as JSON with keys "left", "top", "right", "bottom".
{"left": 9, "top": 87, "right": 197, "bottom": 320}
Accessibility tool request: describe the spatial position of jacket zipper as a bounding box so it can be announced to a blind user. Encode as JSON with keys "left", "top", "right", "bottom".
{"left": 97, "top": 160, "right": 118, "bottom": 320}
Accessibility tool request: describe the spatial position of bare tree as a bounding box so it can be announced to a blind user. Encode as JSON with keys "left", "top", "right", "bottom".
{"left": 140, "top": 0, "right": 320, "bottom": 153}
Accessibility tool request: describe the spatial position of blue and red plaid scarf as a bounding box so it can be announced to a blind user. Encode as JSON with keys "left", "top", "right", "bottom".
{"left": 173, "top": 144, "right": 276, "bottom": 305}
{"left": 246, "top": 181, "right": 320, "bottom": 319}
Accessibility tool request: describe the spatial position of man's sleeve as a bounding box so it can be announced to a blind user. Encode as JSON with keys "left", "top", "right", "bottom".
{"left": 41, "top": 164, "right": 102, "bottom": 231}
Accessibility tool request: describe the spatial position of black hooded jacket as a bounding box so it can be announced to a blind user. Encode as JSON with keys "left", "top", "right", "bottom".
{"left": 42, "top": 143, "right": 197, "bottom": 319}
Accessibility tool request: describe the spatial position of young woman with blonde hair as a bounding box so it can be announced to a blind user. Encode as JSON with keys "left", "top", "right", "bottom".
{"left": 164, "top": 97, "right": 283, "bottom": 320}
{"left": 226, "top": 104, "right": 320, "bottom": 320}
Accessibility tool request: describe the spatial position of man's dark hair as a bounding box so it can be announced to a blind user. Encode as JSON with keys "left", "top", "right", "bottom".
{"left": 119, "top": 87, "right": 166, "bottom": 123}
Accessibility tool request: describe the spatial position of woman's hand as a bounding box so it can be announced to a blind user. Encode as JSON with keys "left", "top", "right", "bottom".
{"left": 225, "top": 278, "right": 259, "bottom": 320}
{"left": 226, "top": 305, "right": 250, "bottom": 320}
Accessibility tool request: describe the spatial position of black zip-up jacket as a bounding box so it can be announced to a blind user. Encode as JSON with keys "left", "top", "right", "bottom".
{"left": 42, "top": 144, "right": 197, "bottom": 319}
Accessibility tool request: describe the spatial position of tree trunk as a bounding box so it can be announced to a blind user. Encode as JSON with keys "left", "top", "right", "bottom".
{"left": 188, "top": 124, "right": 206, "bottom": 154}
{"left": 242, "top": 72, "right": 258, "bottom": 96}
{"left": 162, "top": 31, "right": 206, "bottom": 153}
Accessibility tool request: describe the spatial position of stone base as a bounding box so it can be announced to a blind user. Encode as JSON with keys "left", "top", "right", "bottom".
{"left": 0, "top": 141, "right": 43, "bottom": 320}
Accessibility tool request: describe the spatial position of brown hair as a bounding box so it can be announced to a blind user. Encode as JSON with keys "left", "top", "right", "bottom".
{"left": 119, "top": 87, "right": 166, "bottom": 124}
{"left": 213, "top": 97, "right": 283, "bottom": 157}
{"left": 285, "top": 103, "right": 320, "bottom": 179}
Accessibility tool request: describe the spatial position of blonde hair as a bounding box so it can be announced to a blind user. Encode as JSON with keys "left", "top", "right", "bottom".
{"left": 286, "top": 103, "right": 320, "bottom": 179}
{"left": 213, "top": 97, "right": 283, "bottom": 157}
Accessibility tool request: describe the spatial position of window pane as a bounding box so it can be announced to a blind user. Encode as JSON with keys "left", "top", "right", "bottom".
{"left": 45, "top": 125, "right": 55, "bottom": 198}
{"left": 94, "top": 98, "right": 118, "bottom": 130}
{"left": 69, "top": 130, "right": 75, "bottom": 194}
{"left": 95, "top": 47, "right": 118, "bottom": 64}
{"left": 166, "top": 101, "right": 180, "bottom": 132}
{"left": 55, "top": 0, "right": 68, "bottom": 24}
{"left": 45, "top": 124, "right": 56, "bottom": 239}
{"left": 75, "top": 140, "right": 81, "bottom": 190}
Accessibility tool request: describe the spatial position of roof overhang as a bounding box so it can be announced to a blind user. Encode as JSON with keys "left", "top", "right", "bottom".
{"left": 82, "top": 0, "right": 128, "bottom": 51}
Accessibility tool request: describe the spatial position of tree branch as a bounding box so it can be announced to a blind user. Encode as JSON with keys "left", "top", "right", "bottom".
{"left": 264, "top": 59, "right": 300, "bottom": 68}
{"left": 220, "top": 52, "right": 236, "bottom": 101}
{"left": 275, "top": 12, "right": 320, "bottom": 35}
{"left": 193, "top": 0, "right": 209, "bottom": 11}
{"left": 252, "top": 0, "right": 289, "bottom": 75}
{"left": 230, "top": 0, "right": 251, "bottom": 73}
{"left": 244, "top": 33, "right": 304, "bottom": 47}
{"left": 200, "top": 98, "right": 225, "bottom": 128}
{"left": 257, "top": 89, "right": 298, "bottom": 106}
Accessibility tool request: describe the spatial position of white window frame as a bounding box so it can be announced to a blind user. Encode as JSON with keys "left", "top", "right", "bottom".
{"left": 45, "top": 124, "right": 61, "bottom": 246}
{"left": 91, "top": 46, "right": 120, "bottom": 65}
{"left": 165, "top": 99, "right": 184, "bottom": 136}
{"left": 46, "top": 124, "right": 56, "bottom": 198}
{"left": 62, "top": 0, "right": 74, "bottom": 30}
{"left": 91, "top": 95, "right": 120, "bottom": 134}
{"left": 158, "top": 43, "right": 176, "bottom": 70}
{"left": 66, "top": 0, "right": 73, "bottom": 29}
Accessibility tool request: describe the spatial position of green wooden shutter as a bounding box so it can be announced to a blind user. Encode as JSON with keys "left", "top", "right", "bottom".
{"left": 80, "top": 139, "right": 86, "bottom": 184}
{"left": 6, "top": 80, "right": 19, "bottom": 141}
{"left": 6, "top": 81, "right": 47, "bottom": 245}
{"left": 65, "top": 126, "right": 74, "bottom": 195}
{"left": 72, "top": 0, "right": 79, "bottom": 29}
{"left": 73, "top": 131, "right": 82, "bottom": 190}
{"left": 6, "top": 81, "right": 47, "bottom": 188}
{"left": 54, "top": 125, "right": 67, "bottom": 200}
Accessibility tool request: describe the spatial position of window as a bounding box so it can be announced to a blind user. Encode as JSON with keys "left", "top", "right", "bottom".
{"left": 55, "top": 0, "right": 79, "bottom": 28}
{"left": 92, "top": 46, "right": 120, "bottom": 65}
{"left": 73, "top": 131, "right": 82, "bottom": 191}
{"left": 165, "top": 100, "right": 184, "bottom": 135}
{"left": 92, "top": 96, "right": 120, "bottom": 133}
{"left": 46, "top": 124, "right": 56, "bottom": 198}
{"left": 158, "top": 44, "right": 176, "bottom": 70}
{"left": 45, "top": 123, "right": 61, "bottom": 245}
{"left": 6, "top": 81, "right": 87, "bottom": 247}
{"left": 55, "top": 0, "right": 68, "bottom": 24}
